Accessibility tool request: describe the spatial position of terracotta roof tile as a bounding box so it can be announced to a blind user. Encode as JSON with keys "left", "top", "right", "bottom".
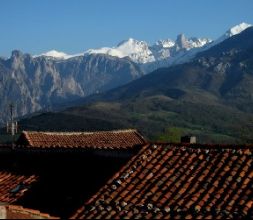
{"left": 0, "top": 171, "right": 38, "bottom": 204}
{"left": 4, "top": 205, "right": 58, "bottom": 219}
{"left": 71, "top": 144, "right": 253, "bottom": 219}
{"left": 16, "top": 129, "right": 146, "bottom": 150}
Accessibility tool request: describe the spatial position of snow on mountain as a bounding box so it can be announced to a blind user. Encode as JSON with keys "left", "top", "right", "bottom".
{"left": 33, "top": 22, "right": 252, "bottom": 71}
{"left": 155, "top": 39, "right": 175, "bottom": 48}
{"left": 143, "top": 35, "right": 212, "bottom": 72}
{"left": 34, "top": 50, "right": 83, "bottom": 60}
{"left": 211, "top": 22, "right": 252, "bottom": 47}
{"left": 86, "top": 38, "right": 155, "bottom": 64}
{"left": 86, "top": 47, "right": 125, "bottom": 59}
{"left": 188, "top": 37, "right": 212, "bottom": 48}
{"left": 160, "top": 22, "right": 253, "bottom": 69}
{"left": 86, "top": 36, "right": 211, "bottom": 65}
{"left": 225, "top": 22, "right": 252, "bottom": 37}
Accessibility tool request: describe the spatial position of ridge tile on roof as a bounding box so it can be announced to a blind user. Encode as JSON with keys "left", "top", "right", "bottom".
{"left": 3, "top": 205, "right": 59, "bottom": 219}
{"left": 16, "top": 129, "right": 147, "bottom": 150}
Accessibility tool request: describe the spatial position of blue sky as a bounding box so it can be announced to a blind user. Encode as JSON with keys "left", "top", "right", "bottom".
{"left": 1, "top": 0, "right": 253, "bottom": 57}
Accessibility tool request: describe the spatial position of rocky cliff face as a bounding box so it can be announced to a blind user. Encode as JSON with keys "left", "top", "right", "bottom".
{"left": 0, "top": 51, "right": 143, "bottom": 124}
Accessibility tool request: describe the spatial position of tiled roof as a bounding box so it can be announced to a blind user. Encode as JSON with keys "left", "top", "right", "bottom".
{"left": 0, "top": 171, "right": 38, "bottom": 204}
{"left": 3, "top": 205, "right": 58, "bottom": 219}
{"left": 0, "top": 144, "right": 12, "bottom": 149}
{"left": 72, "top": 144, "right": 253, "bottom": 219}
{"left": 16, "top": 129, "right": 146, "bottom": 149}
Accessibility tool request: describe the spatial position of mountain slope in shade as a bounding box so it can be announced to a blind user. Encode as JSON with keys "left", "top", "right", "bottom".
{"left": 19, "top": 27, "right": 253, "bottom": 144}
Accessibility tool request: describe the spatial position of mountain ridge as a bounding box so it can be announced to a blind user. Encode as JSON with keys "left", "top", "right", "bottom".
{"left": 1, "top": 23, "right": 253, "bottom": 137}
{"left": 18, "top": 26, "right": 253, "bottom": 144}
{"left": 0, "top": 52, "right": 143, "bottom": 124}
{"left": 32, "top": 23, "right": 251, "bottom": 69}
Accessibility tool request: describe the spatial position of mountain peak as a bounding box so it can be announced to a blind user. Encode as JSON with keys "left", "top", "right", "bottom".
{"left": 32, "top": 23, "right": 251, "bottom": 66}
{"left": 39, "top": 50, "right": 69, "bottom": 59}
{"left": 155, "top": 39, "right": 175, "bottom": 48}
{"left": 128, "top": 37, "right": 136, "bottom": 42}
{"left": 117, "top": 38, "right": 146, "bottom": 47}
{"left": 211, "top": 22, "right": 253, "bottom": 47}
{"left": 34, "top": 50, "right": 83, "bottom": 60}
{"left": 11, "top": 50, "right": 23, "bottom": 58}
{"left": 176, "top": 33, "right": 187, "bottom": 41}
{"left": 176, "top": 34, "right": 189, "bottom": 49}
{"left": 225, "top": 22, "right": 252, "bottom": 37}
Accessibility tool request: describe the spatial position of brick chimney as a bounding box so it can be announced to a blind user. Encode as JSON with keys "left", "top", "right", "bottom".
{"left": 181, "top": 136, "right": 196, "bottom": 144}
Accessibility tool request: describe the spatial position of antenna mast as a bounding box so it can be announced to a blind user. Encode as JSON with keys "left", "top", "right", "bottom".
{"left": 6, "top": 103, "right": 18, "bottom": 147}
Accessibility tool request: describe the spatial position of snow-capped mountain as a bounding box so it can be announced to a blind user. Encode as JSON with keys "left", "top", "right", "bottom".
{"left": 34, "top": 50, "right": 83, "bottom": 60}
{"left": 206, "top": 22, "right": 252, "bottom": 49}
{"left": 157, "top": 22, "right": 253, "bottom": 69}
{"left": 144, "top": 22, "right": 251, "bottom": 67}
{"left": 86, "top": 38, "right": 155, "bottom": 64}
{"left": 34, "top": 22, "right": 252, "bottom": 73}
{"left": 222, "top": 22, "right": 252, "bottom": 38}
{"left": 34, "top": 36, "right": 212, "bottom": 65}
{"left": 86, "top": 36, "right": 212, "bottom": 65}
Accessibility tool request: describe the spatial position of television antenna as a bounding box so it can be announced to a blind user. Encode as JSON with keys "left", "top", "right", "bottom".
{"left": 6, "top": 103, "right": 18, "bottom": 147}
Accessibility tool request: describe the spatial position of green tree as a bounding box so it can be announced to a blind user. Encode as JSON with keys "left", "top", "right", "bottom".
{"left": 157, "top": 127, "right": 182, "bottom": 143}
